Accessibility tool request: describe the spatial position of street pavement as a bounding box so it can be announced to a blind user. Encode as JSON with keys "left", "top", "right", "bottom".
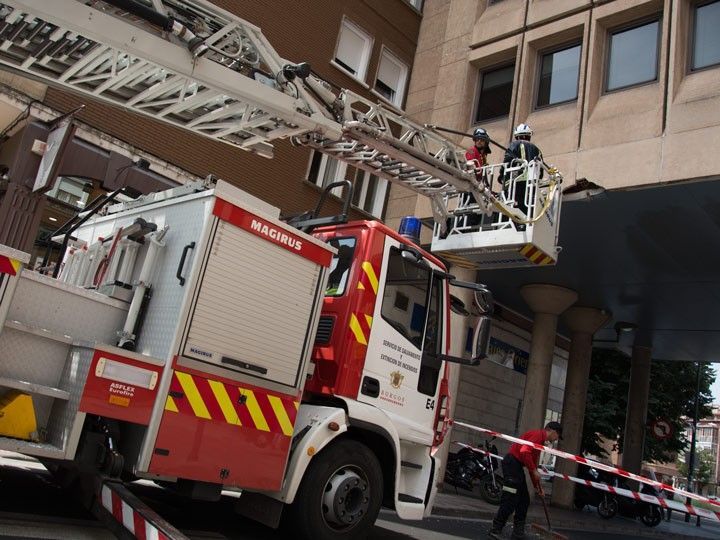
{"left": 0, "top": 451, "right": 717, "bottom": 540}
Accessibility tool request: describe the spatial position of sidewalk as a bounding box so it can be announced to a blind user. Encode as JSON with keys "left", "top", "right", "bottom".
{"left": 432, "top": 488, "right": 720, "bottom": 539}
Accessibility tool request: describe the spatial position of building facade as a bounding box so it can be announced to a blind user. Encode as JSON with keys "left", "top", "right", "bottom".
{"left": 387, "top": 0, "right": 720, "bottom": 502}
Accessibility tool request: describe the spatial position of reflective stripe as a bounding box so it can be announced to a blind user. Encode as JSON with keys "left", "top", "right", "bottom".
{"left": 502, "top": 485, "right": 518, "bottom": 494}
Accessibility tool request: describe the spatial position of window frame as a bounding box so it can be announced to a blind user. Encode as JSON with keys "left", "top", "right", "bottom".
{"left": 406, "top": 0, "right": 423, "bottom": 12}
{"left": 474, "top": 62, "right": 516, "bottom": 123}
{"left": 534, "top": 41, "right": 583, "bottom": 110}
{"left": 373, "top": 45, "right": 409, "bottom": 109}
{"left": 333, "top": 17, "right": 374, "bottom": 82}
{"left": 603, "top": 16, "right": 662, "bottom": 94}
{"left": 306, "top": 151, "right": 388, "bottom": 219}
{"left": 690, "top": 0, "right": 720, "bottom": 73}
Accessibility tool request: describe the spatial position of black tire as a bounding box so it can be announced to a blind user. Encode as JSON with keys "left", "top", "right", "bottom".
{"left": 478, "top": 474, "right": 503, "bottom": 505}
{"left": 597, "top": 496, "right": 618, "bottom": 519}
{"left": 286, "top": 439, "right": 383, "bottom": 540}
{"left": 640, "top": 505, "right": 663, "bottom": 527}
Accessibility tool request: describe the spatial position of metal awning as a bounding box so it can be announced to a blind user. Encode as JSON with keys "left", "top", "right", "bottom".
{"left": 479, "top": 178, "right": 720, "bottom": 362}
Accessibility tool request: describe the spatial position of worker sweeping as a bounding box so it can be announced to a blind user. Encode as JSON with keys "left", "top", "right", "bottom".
{"left": 487, "top": 421, "right": 562, "bottom": 539}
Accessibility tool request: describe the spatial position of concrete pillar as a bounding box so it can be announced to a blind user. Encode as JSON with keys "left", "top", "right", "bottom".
{"left": 621, "top": 345, "right": 652, "bottom": 477}
{"left": 436, "top": 266, "right": 477, "bottom": 486}
{"left": 518, "top": 284, "right": 577, "bottom": 435}
{"left": 552, "top": 307, "right": 611, "bottom": 508}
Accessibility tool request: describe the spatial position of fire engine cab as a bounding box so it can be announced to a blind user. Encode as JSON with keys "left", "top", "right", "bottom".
{"left": 0, "top": 1, "right": 563, "bottom": 539}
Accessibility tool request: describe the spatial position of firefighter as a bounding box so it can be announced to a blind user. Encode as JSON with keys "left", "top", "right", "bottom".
{"left": 487, "top": 421, "right": 562, "bottom": 540}
{"left": 466, "top": 127, "right": 492, "bottom": 168}
{"left": 502, "top": 123, "right": 542, "bottom": 230}
{"left": 459, "top": 127, "right": 492, "bottom": 230}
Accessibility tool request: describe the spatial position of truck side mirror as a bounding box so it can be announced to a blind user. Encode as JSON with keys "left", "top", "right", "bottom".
{"left": 471, "top": 315, "right": 491, "bottom": 363}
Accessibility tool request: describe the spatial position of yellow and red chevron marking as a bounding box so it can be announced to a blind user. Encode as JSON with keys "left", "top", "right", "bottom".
{"left": 518, "top": 244, "right": 555, "bottom": 266}
{"left": 350, "top": 261, "right": 379, "bottom": 345}
{"left": 0, "top": 255, "right": 22, "bottom": 276}
{"left": 164, "top": 371, "right": 299, "bottom": 437}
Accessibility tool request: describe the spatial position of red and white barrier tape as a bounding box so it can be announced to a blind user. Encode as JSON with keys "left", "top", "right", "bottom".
{"left": 100, "top": 481, "right": 189, "bottom": 540}
{"left": 452, "top": 420, "right": 720, "bottom": 509}
{"left": 454, "top": 442, "right": 720, "bottom": 523}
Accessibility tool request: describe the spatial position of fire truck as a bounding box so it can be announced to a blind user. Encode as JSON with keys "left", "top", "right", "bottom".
{"left": 0, "top": 1, "right": 563, "bottom": 539}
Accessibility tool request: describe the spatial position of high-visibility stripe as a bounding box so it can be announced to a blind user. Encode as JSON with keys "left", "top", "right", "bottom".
{"left": 294, "top": 401, "right": 300, "bottom": 410}
{"left": 268, "top": 395, "right": 294, "bottom": 436}
{"left": 242, "top": 389, "right": 270, "bottom": 432}
{"left": 357, "top": 281, "right": 365, "bottom": 290}
{"left": 365, "top": 314, "right": 373, "bottom": 328}
{"left": 519, "top": 243, "right": 555, "bottom": 266}
{"left": 175, "top": 372, "right": 211, "bottom": 419}
{"left": 361, "top": 261, "right": 379, "bottom": 294}
{"left": 0, "top": 256, "right": 21, "bottom": 276}
{"left": 349, "top": 313, "right": 368, "bottom": 345}
{"left": 164, "top": 396, "right": 179, "bottom": 413}
{"left": 255, "top": 392, "right": 282, "bottom": 434}
{"left": 208, "top": 379, "right": 241, "bottom": 425}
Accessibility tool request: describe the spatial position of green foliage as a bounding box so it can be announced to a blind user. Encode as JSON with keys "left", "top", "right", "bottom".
{"left": 677, "top": 449, "right": 714, "bottom": 485}
{"left": 581, "top": 349, "right": 715, "bottom": 463}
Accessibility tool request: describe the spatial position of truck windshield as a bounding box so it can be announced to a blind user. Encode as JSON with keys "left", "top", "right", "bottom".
{"left": 325, "top": 237, "right": 356, "bottom": 296}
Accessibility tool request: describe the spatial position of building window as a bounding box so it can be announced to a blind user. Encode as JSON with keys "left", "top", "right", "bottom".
{"left": 46, "top": 177, "right": 91, "bottom": 209}
{"left": 334, "top": 18, "right": 373, "bottom": 80}
{"left": 606, "top": 20, "right": 660, "bottom": 91}
{"left": 307, "top": 151, "right": 388, "bottom": 218}
{"left": 692, "top": 1, "right": 720, "bottom": 71}
{"left": 407, "top": 0, "right": 423, "bottom": 11}
{"left": 536, "top": 44, "right": 581, "bottom": 108}
{"left": 374, "top": 47, "right": 409, "bottom": 107}
{"left": 475, "top": 63, "right": 515, "bottom": 122}
{"left": 350, "top": 167, "right": 388, "bottom": 218}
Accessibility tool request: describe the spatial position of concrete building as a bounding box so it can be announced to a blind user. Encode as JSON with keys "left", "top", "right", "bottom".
{"left": 682, "top": 405, "right": 720, "bottom": 495}
{"left": 388, "top": 0, "right": 720, "bottom": 507}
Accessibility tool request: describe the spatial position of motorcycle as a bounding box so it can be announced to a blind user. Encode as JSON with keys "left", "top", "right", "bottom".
{"left": 596, "top": 476, "right": 663, "bottom": 527}
{"left": 444, "top": 440, "right": 504, "bottom": 505}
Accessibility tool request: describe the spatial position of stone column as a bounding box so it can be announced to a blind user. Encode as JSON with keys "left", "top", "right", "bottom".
{"left": 552, "top": 307, "right": 611, "bottom": 508}
{"left": 621, "top": 345, "right": 652, "bottom": 477}
{"left": 518, "top": 284, "right": 577, "bottom": 435}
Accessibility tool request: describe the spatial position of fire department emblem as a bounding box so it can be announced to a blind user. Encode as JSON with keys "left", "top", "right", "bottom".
{"left": 390, "top": 370, "right": 404, "bottom": 389}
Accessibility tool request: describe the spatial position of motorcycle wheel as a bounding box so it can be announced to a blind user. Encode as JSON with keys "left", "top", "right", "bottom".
{"left": 478, "top": 474, "right": 503, "bottom": 505}
{"left": 640, "top": 505, "right": 663, "bottom": 527}
{"left": 597, "top": 496, "right": 618, "bottom": 519}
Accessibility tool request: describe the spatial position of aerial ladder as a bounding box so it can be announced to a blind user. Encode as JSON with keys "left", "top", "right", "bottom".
{"left": 0, "top": 0, "right": 562, "bottom": 270}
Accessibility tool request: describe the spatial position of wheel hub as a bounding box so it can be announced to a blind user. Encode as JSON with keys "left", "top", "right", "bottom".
{"left": 322, "top": 467, "right": 370, "bottom": 528}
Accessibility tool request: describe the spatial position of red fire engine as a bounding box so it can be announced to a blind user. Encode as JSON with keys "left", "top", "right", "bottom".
{"left": 0, "top": 1, "right": 562, "bottom": 538}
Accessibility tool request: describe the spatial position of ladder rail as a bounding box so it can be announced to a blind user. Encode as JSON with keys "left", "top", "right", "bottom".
{"left": 0, "top": 0, "right": 342, "bottom": 157}
{"left": 0, "top": 0, "right": 561, "bottom": 228}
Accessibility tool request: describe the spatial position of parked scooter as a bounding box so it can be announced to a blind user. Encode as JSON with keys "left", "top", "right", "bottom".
{"left": 445, "top": 440, "right": 504, "bottom": 505}
{"left": 596, "top": 476, "right": 663, "bottom": 527}
{"left": 574, "top": 465, "right": 613, "bottom": 510}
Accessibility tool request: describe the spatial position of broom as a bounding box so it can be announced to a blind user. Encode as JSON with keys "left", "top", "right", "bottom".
{"left": 530, "top": 493, "right": 568, "bottom": 540}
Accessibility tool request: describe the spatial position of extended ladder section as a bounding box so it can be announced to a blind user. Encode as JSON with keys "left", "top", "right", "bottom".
{"left": 0, "top": 0, "right": 563, "bottom": 267}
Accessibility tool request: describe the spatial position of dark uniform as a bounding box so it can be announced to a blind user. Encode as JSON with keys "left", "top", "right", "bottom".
{"left": 503, "top": 140, "right": 542, "bottom": 220}
{"left": 488, "top": 427, "right": 554, "bottom": 540}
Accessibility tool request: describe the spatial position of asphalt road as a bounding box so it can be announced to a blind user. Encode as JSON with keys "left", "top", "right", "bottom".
{"left": 0, "top": 454, "right": 679, "bottom": 540}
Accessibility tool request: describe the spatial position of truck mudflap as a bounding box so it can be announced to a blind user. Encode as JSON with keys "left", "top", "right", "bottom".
{"left": 97, "top": 479, "right": 188, "bottom": 540}
{"left": 269, "top": 404, "right": 347, "bottom": 504}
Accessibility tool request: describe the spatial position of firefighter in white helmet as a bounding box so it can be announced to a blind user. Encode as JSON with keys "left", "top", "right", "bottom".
{"left": 502, "top": 124, "right": 542, "bottom": 229}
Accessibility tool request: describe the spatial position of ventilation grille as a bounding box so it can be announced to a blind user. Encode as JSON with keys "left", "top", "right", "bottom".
{"left": 315, "top": 316, "right": 335, "bottom": 345}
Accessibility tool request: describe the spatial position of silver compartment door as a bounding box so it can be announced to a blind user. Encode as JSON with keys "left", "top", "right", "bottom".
{"left": 181, "top": 218, "right": 323, "bottom": 389}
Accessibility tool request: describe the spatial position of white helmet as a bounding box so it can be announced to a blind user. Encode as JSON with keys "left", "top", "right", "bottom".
{"left": 514, "top": 123, "right": 533, "bottom": 138}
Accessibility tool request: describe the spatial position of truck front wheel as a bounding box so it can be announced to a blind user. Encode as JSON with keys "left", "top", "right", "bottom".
{"left": 288, "top": 439, "right": 383, "bottom": 540}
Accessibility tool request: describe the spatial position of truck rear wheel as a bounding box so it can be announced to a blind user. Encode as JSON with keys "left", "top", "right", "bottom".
{"left": 287, "top": 439, "right": 383, "bottom": 540}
